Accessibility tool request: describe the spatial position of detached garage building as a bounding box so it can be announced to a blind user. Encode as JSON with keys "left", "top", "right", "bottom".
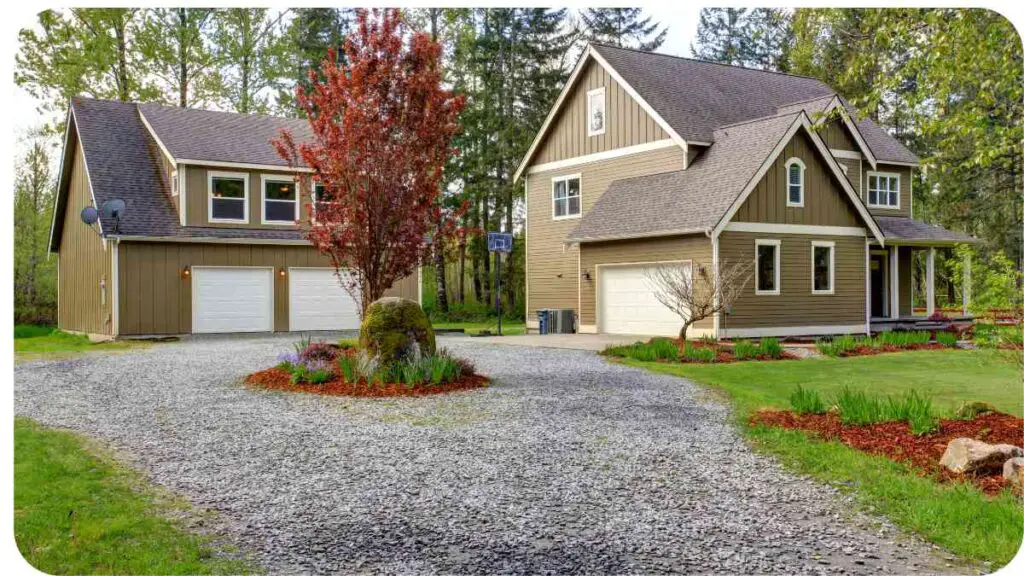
{"left": 50, "top": 97, "right": 418, "bottom": 337}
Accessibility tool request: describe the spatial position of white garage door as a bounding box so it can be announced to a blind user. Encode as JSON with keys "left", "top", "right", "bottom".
{"left": 193, "top": 267, "right": 274, "bottom": 333}
{"left": 599, "top": 263, "right": 689, "bottom": 337}
{"left": 289, "top": 268, "right": 361, "bottom": 331}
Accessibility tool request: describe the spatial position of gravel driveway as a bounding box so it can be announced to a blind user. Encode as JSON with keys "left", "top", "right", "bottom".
{"left": 15, "top": 335, "right": 956, "bottom": 574}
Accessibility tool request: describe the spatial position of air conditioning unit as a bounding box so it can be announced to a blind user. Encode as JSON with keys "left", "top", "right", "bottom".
{"left": 548, "top": 309, "right": 576, "bottom": 334}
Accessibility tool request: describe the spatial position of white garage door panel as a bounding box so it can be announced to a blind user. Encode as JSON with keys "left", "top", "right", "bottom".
{"left": 193, "top": 268, "right": 274, "bottom": 333}
{"left": 289, "top": 268, "right": 361, "bottom": 331}
{"left": 600, "top": 264, "right": 688, "bottom": 337}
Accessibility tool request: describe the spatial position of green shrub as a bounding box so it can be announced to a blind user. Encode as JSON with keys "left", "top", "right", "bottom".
{"left": 883, "top": 390, "right": 938, "bottom": 435}
{"left": 835, "top": 386, "right": 885, "bottom": 426}
{"left": 337, "top": 354, "right": 358, "bottom": 382}
{"left": 289, "top": 359, "right": 335, "bottom": 385}
{"left": 14, "top": 325, "right": 55, "bottom": 339}
{"left": 876, "top": 330, "right": 930, "bottom": 348}
{"left": 974, "top": 324, "right": 1022, "bottom": 348}
{"left": 789, "top": 385, "right": 826, "bottom": 415}
{"left": 682, "top": 343, "right": 715, "bottom": 363}
{"left": 935, "top": 332, "right": 958, "bottom": 347}
{"left": 817, "top": 335, "right": 858, "bottom": 357}
{"left": 733, "top": 339, "right": 758, "bottom": 360}
{"left": 650, "top": 338, "right": 680, "bottom": 360}
{"left": 338, "top": 338, "right": 359, "bottom": 351}
{"left": 757, "top": 337, "right": 783, "bottom": 359}
{"left": 360, "top": 297, "right": 436, "bottom": 363}
{"left": 602, "top": 339, "right": 679, "bottom": 362}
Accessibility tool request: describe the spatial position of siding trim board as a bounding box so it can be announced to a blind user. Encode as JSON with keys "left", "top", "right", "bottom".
{"left": 820, "top": 96, "right": 877, "bottom": 168}
{"left": 527, "top": 139, "right": 676, "bottom": 175}
{"left": 137, "top": 108, "right": 177, "bottom": 168}
{"left": 724, "top": 222, "right": 866, "bottom": 237}
{"left": 720, "top": 324, "right": 866, "bottom": 338}
{"left": 179, "top": 158, "right": 314, "bottom": 173}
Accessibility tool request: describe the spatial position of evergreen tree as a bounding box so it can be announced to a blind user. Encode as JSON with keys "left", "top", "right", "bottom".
{"left": 278, "top": 8, "right": 353, "bottom": 117}
{"left": 14, "top": 135, "right": 57, "bottom": 325}
{"left": 209, "top": 9, "right": 291, "bottom": 114}
{"left": 580, "top": 8, "right": 667, "bottom": 51}
{"left": 690, "top": 8, "right": 749, "bottom": 65}
{"left": 745, "top": 8, "right": 793, "bottom": 72}
{"left": 136, "top": 8, "right": 219, "bottom": 108}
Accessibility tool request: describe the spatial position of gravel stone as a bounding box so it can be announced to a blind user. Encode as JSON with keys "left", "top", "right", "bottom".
{"left": 15, "top": 334, "right": 963, "bottom": 574}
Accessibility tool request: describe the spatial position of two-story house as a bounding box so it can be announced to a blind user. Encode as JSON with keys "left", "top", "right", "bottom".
{"left": 50, "top": 97, "right": 419, "bottom": 337}
{"left": 516, "top": 44, "right": 977, "bottom": 338}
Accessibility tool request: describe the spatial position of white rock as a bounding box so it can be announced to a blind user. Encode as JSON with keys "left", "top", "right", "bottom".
{"left": 939, "top": 438, "right": 1024, "bottom": 474}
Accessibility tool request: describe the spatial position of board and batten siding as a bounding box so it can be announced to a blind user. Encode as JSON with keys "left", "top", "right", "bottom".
{"left": 532, "top": 59, "right": 668, "bottom": 165}
{"left": 820, "top": 119, "right": 856, "bottom": 150}
{"left": 117, "top": 241, "right": 419, "bottom": 335}
{"left": 717, "top": 231, "right": 866, "bottom": 330}
{"left": 578, "top": 234, "right": 713, "bottom": 329}
{"left": 835, "top": 157, "right": 862, "bottom": 198}
{"left": 860, "top": 163, "right": 912, "bottom": 218}
{"left": 184, "top": 165, "right": 313, "bottom": 229}
{"left": 525, "top": 146, "right": 686, "bottom": 323}
{"left": 58, "top": 142, "right": 114, "bottom": 335}
{"left": 732, "top": 130, "right": 861, "bottom": 227}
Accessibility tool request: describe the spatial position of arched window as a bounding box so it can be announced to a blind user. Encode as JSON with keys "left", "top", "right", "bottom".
{"left": 785, "top": 158, "right": 805, "bottom": 207}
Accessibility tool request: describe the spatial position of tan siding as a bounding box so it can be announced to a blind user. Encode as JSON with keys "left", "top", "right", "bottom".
{"left": 533, "top": 60, "right": 668, "bottom": 165}
{"left": 58, "top": 142, "right": 113, "bottom": 335}
{"left": 525, "top": 146, "right": 686, "bottom": 322}
{"left": 862, "top": 163, "right": 912, "bottom": 218}
{"left": 117, "top": 242, "right": 418, "bottom": 335}
{"left": 733, "top": 131, "right": 861, "bottom": 227}
{"left": 579, "top": 235, "right": 713, "bottom": 328}
{"left": 835, "top": 157, "right": 862, "bottom": 198}
{"left": 821, "top": 120, "right": 855, "bottom": 150}
{"left": 185, "top": 165, "right": 312, "bottom": 228}
{"left": 718, "top": 231, "right": 866, "bottom": 329}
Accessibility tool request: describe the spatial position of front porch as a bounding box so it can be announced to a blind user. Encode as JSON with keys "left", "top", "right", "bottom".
{"left": 867, "top": 242, "right": 974, "bottom": 332}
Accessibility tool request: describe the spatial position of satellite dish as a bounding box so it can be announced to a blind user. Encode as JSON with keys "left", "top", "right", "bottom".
{"left": 100, "top": 198, "right": 126, "bottom": 220}
{"left": 80, "top": 206, "right": 98, "bottom": 225}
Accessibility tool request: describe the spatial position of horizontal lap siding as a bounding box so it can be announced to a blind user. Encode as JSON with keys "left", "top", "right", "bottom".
{"left": 733, "top": 131, "right": 861, "bottom": 227}
{"left": 718, "top": 231, "right": 866, "bottom": 329}
{"left": 118, "top": 242, "right": 417, "bottom": 335}
{"left": 58, "top": 142, "right": 113, "bottom": 335}
{"left": 533, "top": 60, "right": 668, "bottom": 165}
{"left": 526, "top": 147, "right": 686, "bottom": 322}
{"left": 579, "top": 235, "right": 713, "bottom": 328}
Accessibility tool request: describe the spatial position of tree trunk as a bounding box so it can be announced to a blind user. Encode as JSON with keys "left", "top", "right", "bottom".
{"left": 678, "top": 321, "right": 692, "bottom": 342}
{"left": 457, "top": 239, "right": 466, "bottom": 304}
{"left": 178, "top": 8, "right": 188, "bottom": 107}
{"left": 481, "top": 198, "right": 492, "bottom": 307}
{"left": 433, "top": 240, "right": 448, "bottom": 313}
{"left": 115, "top": 18, "right": 130, "bottom": 101}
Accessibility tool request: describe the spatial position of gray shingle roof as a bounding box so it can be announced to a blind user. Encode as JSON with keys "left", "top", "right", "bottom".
{"left": 589, "top": 44, "right": 919, "bottom": 165}
{"left": 567, "top": 112, "right": 802, "bottom": 242}
{"left": 138, "top": 102, "right": 312, "bottom": 167}
{"left": 50, "top": 97, "right": 307, "bottom": 248}
{"left": 876, "top": 216, "right": 979, "bottom": 244}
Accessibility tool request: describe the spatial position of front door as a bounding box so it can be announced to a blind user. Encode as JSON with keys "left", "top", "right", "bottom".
{"left": 870, "top": 254, "right": 886, "bottom": 318}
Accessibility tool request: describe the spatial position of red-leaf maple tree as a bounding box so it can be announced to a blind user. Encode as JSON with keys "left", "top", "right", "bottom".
{"left": 274, "top": 8, "right": 465, "bottom": 313}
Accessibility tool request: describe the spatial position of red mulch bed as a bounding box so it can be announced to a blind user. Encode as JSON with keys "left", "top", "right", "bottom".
{"left": 245, "top": 367, "right": 488, "bottom": 398}
{"left": 752, "top": 410, "right": 1024, "bottom": 494}
{"left": 671, "top": 340, "right": 798, "bottom": 363}
{"left": 828, "top": 343, "right": 948, "bottom": 357}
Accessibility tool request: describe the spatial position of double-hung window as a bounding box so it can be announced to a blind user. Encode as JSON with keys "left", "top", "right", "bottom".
{"left": 262, "top": 175, "right": 298, "bottom": 224}
{"left": 811, "top": 241, "right": 835, "bottom": 295}
{"left": 552, "top": 174, "right": 581, "bottom": 219}
{"left": 208, "top": 171, "right": 248, "bottom": 223}
{"left": 755, "top": 239, "right": 781, "bottom": 295}
{"left": 785, "top": 158, "right": 805, "bottom": 207}
{"left": 867, "top": 172, "right": 900, "bottom": 208}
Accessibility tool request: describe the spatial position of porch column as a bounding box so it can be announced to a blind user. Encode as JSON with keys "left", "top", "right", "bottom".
{"left": 927, "top": 247, "right": 936, "bottom": 316}
{"left": 889, "top": 247, "right": 900, "bottom": 318}
{"left": 962, "top": 249, "right": 972, "bottom": 316}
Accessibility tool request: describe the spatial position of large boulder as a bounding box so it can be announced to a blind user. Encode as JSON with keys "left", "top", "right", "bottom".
{"left": 359, "top": 297, "right": 435, "bottom": 364}
{"left": 939, "top": 438, "right": 1024, "bottom": 474}
{"left": 1003, "top": 457, "right": 1024, "bottom": 486}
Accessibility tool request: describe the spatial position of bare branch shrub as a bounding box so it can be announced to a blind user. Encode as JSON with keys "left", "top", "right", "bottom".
{"left": 644, "top": 259, "right": 754, "bottom": 340}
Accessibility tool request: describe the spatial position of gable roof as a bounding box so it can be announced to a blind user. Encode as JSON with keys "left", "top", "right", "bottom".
{"left": 516, "top": 43, "right": 919, "bottom": 181}
{"left": 138, "top": 102, "right": 312, "bottom": 169}
{"left": 566, "top": 111, "right": 884, "bottom": 244}
{"left": 49, "top": 97, "right": 306, "bottom": 250}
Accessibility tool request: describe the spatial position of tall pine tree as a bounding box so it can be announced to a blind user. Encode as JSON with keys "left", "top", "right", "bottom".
{"left": 136, "top": 8, "right": 219, "bottom": 107}
{"left": 580, "top": 8, "right": 666, "bottom": 51}
{"left": 209, "top": 9, "right": 291, "bottom": 114}
{"left": 278, "top": 8, "right": 353, "bottom": 117}
{"left": 690, "top": 8, "right": 749, "bottom": 65}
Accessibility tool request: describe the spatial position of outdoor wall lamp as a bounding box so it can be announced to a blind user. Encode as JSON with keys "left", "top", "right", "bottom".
{"left": 181, "top": 265, "right": 191, "bottom": 278}
{"left": 279, "top": 267, "right": 287, "bottom": 277}
{"left": 581, "top": 271, "right": 592, "bottom": 281}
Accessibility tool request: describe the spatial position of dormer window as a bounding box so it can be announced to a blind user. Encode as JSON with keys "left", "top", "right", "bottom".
{"left": 785, "top": 158, "right": 805, "bottom": 207}
{"left": 587, "top": 87, "right": 606, "bottom": 137}
{"left": 262, "top": 175, "right": 299, "bottom": 225}
{"left": 208, "top": 171, "right": 248, "bottom": 223}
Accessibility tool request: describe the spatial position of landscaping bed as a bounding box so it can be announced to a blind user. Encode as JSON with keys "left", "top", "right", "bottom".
{"left": 752, "top": 410, "right": 1024, "bottom": 495}
{"left": 602, "top": 337, "right": 796, "bottom": 363}
{"left": 246, "top": 364, "right": 487, "bottom": 397}
{"left": 815, "top": 330, "right": 958, "bottom": 357}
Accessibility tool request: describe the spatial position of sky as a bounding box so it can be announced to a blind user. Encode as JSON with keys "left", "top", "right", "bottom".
{"left": 11, "top": 7, "right": 701, "bottom": 150}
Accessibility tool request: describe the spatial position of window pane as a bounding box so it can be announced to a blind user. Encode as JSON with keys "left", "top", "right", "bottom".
{"left": 212, "top": 198, "right": 245, "bottom": 220}
{"left": 265, "top": 180, "right": 295, "bottom": 201}
{"left": 265, "top": 200, "right": 295, "bottom": 222}
{"left": 869, "top": 189, "right": 878, "bottom": 204}
{"left": 567, "top": 177, "right": 580, "bottom": 197}
{"left": 814, "top": 246, "right": 831, "bottom": 291}
{"left": 757, "top": 245, "right": 776, "bottom": 292}
{"left": 869, "top": 175, "right": 877, "bottom": 190}
{"left": 568, "top": 195, "right": 580, "bottom": 215}
{"left": 589, "top": 94, "right": 604, "bottom": 132}
{"left": 789, "top": 163, "right": 801, "bottom": 184}
{"left": 212, "top": 177, "right": 245, "bottom": 199}
{"left": 554, "top": 180, "right": 566, "bottom": 199}
{"left": 554, "top": 198, "right": 566, "bottom": 217}
{"left": 789, "top": 184, "right": 801, "bottom": 204}
{"left": 889, "top": 191, "right": 898, "bottom": 206}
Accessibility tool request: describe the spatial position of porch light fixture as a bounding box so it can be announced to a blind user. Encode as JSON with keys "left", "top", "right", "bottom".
{"left": 182, "top": 265, "right": 191, "bottom": 278}
{"left": 581, "top": 271, "right": 591, "bottom": 281}
{"left": 279, "top": 267, "right": 287, "bottom": 277}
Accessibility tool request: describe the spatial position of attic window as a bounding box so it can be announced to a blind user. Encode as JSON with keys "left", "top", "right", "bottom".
{"left": 785, "top": 158, "right": 805, "bottom": 207}
{"left": 208, "top": 171, "right": 248, "bottom": 223}
{"left": 587, "top": 87, "right": 606, "bottom": 137}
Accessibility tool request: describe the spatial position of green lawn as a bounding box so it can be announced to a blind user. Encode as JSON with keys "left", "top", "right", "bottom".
{"left": 621, "top": 349, "right": 1024, "bottom": 568}
{"left": 15, "top": 326, "right": 146, "bottom": 362}
{"left": 15, "top": 417, "right": 250, "bottom": 574}
{"left": 432, "top": 320, "right": 526, "bottom": 336}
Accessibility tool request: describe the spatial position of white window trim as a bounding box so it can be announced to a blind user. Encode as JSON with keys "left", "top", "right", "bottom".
{"left": 208, "top": 170, "right": 249, "bottom": 224}
{"left": 755, "top": 238, "right": 781, "bottom": 296}
{"left": 811, "top": 240, "right": 836, "bottom": 295}
{"left": 260, "top": 174, "right": 300, "bottom": 225}
{"left": 785, "top": 157, "right": 805, "bottom": 207}
{"left": 866, "top": 170, "right": 901, "bottom": 209}
{"left": 551, "top": 173, "right": 582, "bottom": 221}
{"left": 171, "top": 169, "right": 179, "bottom": 196}
{"left": 586, "top": 87, "right": 606, "bottom": 137}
